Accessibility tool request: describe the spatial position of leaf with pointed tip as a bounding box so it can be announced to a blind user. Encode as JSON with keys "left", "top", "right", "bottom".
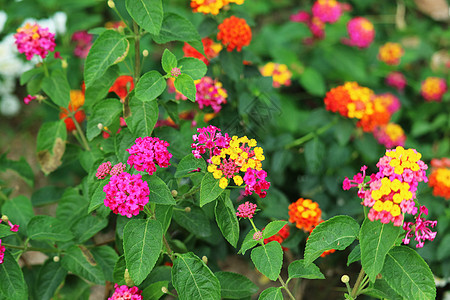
{"left": 178, "top": 57, "right": 207, "bottom": 80}
{"left": 215, "top": 191, "right": 239, "bottom": 247}
{"left": 135, "top": 71, "right": 166, "bottom": 102}
{"left": 381, "top": 246, "right": 436, "bottom": 300}
{"left": 125, "top": 0, "right": 163, "bottom": 35}
{"left": 262, "top": 221, "right": 288, "bottom": 239}
{"left": 215, "top": 271, "right": 258, "bottom": 299}
{"left": 124, "top": 219, "right": 163, "bottom": 285}
{"left": 84, "top": 30, "right": 129, "bottom": 87}
{"left": 304, "top": 215, "right": 359, "bottom": 265}
{"left": 258, "top": 287, "right": 283, "bottom": 300}
{"left": 251, "top": 242, "right": 283, "bottom": 281}
{"left": 61, "top": 246, "right": 105, "bottom": 284}
{"left": 238, "top": 229, "right": 257, "bottom": 255}
{"left": 152, "top": 13, "right": 201, "bottom": 45}
{"left": 41, "top": 69, "right": 71, "bottom": 108}
{"left": 175, "top": 154, "right": 206, "bottom": 178}
{"left": 360, "top": 219, "right": 401, "bottom": 282}
{"left": 288, "top": 259, "right": 324, "bottom": 280}
{"left": 200, "top": 172, "right": 224, "bottom": 207}
{"left": 161, "top": 48, "right": 177, "bottom": 74}
{"left": 143, "top": 175, "right": 176, "bottom": 205}
{"left": 36, "top": 260, "right": 67, "bottom": 300}
{"left": 0, "top": 251, "right": 28, "bottom": 299}
{"left": 172, "top": 252, "right": 220, "bottom": 300}
{"left": 27, "top": 215, "right": 74, "bottom": 241}
{"left": 128, "top": 97, "right": 159, "bottom": 138}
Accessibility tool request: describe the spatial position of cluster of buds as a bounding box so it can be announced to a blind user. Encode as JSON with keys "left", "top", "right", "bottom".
{"left": 95, "top": 162, "right": 127, "bottom": 179}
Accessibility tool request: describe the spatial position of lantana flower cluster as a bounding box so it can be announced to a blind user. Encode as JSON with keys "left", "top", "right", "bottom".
{"left": 207, "top": 135, "right": 270, "bottom": 197}
{"left": 103, "top": 172, "right": 149, "bottom": 218}
{"left": 402, "top": 206, "right": 437, "bottom": 248}
{"left": 420, "top": 77, "right": 447, "bottom": 102}
{"left": 260, "top": 63, "right": 292, "bottom": 88}
{"left": 378, "top": 42, "right": 404, "bottom": 65}
{"left": 182, "top": 37, "right": 222, "bottom": 65}
{"left": 14, "top": 23, "right": 56, "bottom": 60}
{"left": 194, "top": 77, "right": 228, "bottom": 113}
{"left": 59, "top": 89, "right": 86, "bottom": 132}
{"left": 428, "top": 158, "right": 450, "bottom": 200}
{"left": 288, "top": 198, "right": 322, "bottom": 232}
{"left": 385, "top": 71, "right": 407, "bottom": 92}
{"left": 343, "top": 17, "right": 375, "bottom": 48}
{"left": 127, "top": 137, "right": 172, "bottom": 175}
{"left": 191, "top": 0, "right": 244, "bottom": 15}
{"left": 217, "top": 16, "right": 252, "bottom": 52}
{"left": 96, "top": 161, "right": 127, "bottom": 179}
{"left": 71, "top": 31, "right": 92, "bottom": 58}
{"left": 236, "top": 201, "right": 258, "bottom": 219}
{"left": 108, "top": 284, "right": 143, "bottom": 300}
{"left": 373, "top": 123, "right": 406, "bottom": 148}
{"left": 191, "top": 125, "right": 230, "bottom": 161}
{"left": 344, "top": 147, "right": 428, "bottom": 226}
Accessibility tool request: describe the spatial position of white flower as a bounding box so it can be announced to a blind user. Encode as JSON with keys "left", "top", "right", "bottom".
{"left": 0, "top": 77, "right": 15, "bottom": 96}
{"left": 0, "top": 34, "right": 28, "bottom": 77}
{"left": 0, "top": 93, "right": 21, "bottom": 116}
{"left": 0, "top": 11, "right": 7, "bottom": 33}
{"left": 52, "top": 12, "right": 67, "bottom": 35}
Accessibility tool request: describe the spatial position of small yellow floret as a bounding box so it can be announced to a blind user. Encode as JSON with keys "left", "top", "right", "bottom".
{"left": 233, "top": 175, "right": 243, "bottom": 186}
{"left": 219, "top": 177, "right": 228, "bottom": 189}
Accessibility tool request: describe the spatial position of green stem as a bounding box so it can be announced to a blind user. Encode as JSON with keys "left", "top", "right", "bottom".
{"left": 285, "top": 117, "right": 338, "bottom": 149}
{"left": 110, "top": 5, "right": 132, "bottom": 33}
{"left": 350, "top": 268, "right": 365, "bottom": 299}
{"left": 178, "top": 185, "right": 201, "bottom": 200}
{"left": 42, "top": 98, "right": 61, "bottom": 111}
{"left": 278, "top": 275, "right": 296, "bottom": 300}
{"left": 248, "top": 218, "right": 260, "bottom": 235}
{"left": 71, "top": 115, "right": 91, "bottom": 151}
{"left": 3, "top": 243, "right": 59, "bottom": 254}
{"left": 133, "top": 21, "right": 141, "bottom": 86}
{"left": 357, "top": 275, "right": 370, "bottom": 295}
{"left": 42, "top": 59, "right": 49, "bottom": 77}
{"left": 162, "top": 235, "right": 174, "bottom": 262}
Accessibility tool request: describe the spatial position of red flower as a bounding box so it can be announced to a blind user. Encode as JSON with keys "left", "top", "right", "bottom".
{"left": 109, "top": 75, "right": 134, "bottom": 100}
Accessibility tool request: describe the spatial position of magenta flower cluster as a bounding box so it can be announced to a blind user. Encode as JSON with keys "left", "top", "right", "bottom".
{"left": 243, "top": 169, "right": 271, "bottom": 198}
{"left": 71, "top": 30, "right": 92, "bottom": 58}
{"left": 96, "top": 162, "right": 127, "bottom": 179}
{"left": 344, "top": 17, "right": 375, "bottom": 48}
{"left": 385, "top": 71, "right": 407, "bottom": 92}
{"left": 195, "top": 77, "right": 228, "bottom": 113}
{"left": 108, "top": 284, "right": 143, "bottom": 300}
{"left": 103, "top": 172, "right": 149, "bottom": 218}
{"left": 403, "top": 206, "right": 437, "bottom": 248}
{"left": 192, "top": 125, "right": 230, "bottom": 161}
{"left": 127, "top": 137, "right": 172, "bottom": 175}
{"left": 236, "top": 201, "right": 258, "bottom": 219}
{"left": 14, "top": 23, "right": 56, "bottom": 60}
{"left": 311, "top": 0, "right": 342, "bottom": 24}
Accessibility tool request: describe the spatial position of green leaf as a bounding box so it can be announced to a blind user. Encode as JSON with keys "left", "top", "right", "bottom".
{"left": 27, "top": 215, "right": 74, "bottom": 242}
{"left": 56, "top": 188, "right": 89, "bottom": 228}
{"left": 347, "top": 245, "right": 361, "bottom": 266}
{"left": 381, "top": 246, "right": 436, "bottom": 300}
{"left": 84, "top": 65, "right": 119, "bottom": 107}
{"left": 299, "top": 68, "right": 326, "bottom": 96}
{"left": 72, "top": 215, "right": 108, "bottom": 243}
{"left": 61, "top": 245, "right": 105, "bottom": 284}
{"left": 0, "top": 153, "right": 34, "bottom": 186}
{"left": 288, "top": 259, "right": 324, "bottom": 280}
{"left": 20, "top": 67, "right": 43, "bottom": 85}
{"left": 142, "top": 280, "right": 170, "bottom": 300}
{"left": 88, "top": 179, "right": 109, "bottom": 213}
{"left": 175, "top": 154, "right": 206, "bottom": 178}
{"left": 135, "top": 71, "right": 166, "bottom": 102}
{"left": 200, "top": 172, "right": 224, "bottom": 207}
{"left": 154, "top": 204, "right": 172, "bottom": 233}
{"left": 84, "top": 30, "right": 129, "bottom": 87}
{"left": 173, "top": 206, "right": 211, "bottom": 237}
{"left": 360, "top": 219, "right": 401, "bottom": 282}
{"left": 161, "top": 48, "right": 177, "bottom": 74}
{"left": 0, "top": 251, "right": 28, "bottom": 299}
{"left": 1, "top": 195, "right": 34, "bottom": 235}
{"left": 215, "top": 271, "right": 258, "bottom": 299}
{"left": 31, "top": 186, "right": 64, "bottom": 207}
{"left": 251, "top": 241, "right": 283, "bottom": 281}
{"left": 304, "top": 215, "right": 359, "bottom": 265}
{"left": 144, "top": 175, "right": 176, "bottom": 205}
{"left": 41, "top": 69, "right": 71, "bottom": 108}
{"left": 113, "top": 255, "right": 127, "bottom": 286}
{"left": 127, "top": 98, "right": 159, "bottom": 138}
{"left": 219, "top": 50, "right": 243, "bottom": 81}
{"left": 174, "top": 74, "right": 196, "bottom": 102}
{"left": 0, "top": 225, "right": 16, "bottom": 238}
{"left": 91, "top": 246, "right": 119, "bottom": 282}
{"left": 172, "top": 252, "right": 221, "bottom": 300}
{"left": 86, "top": 99, "right": 122, "bottom": 141}
{"left": 125, "top": 0, "right": 163, "bottom": 35}
{"left": 124, "top": 219, "right": 163, "bottom": 285}
{"left": 304, "top": 137, "right": 325, "bottom": 175}
{"left": 36, "top": 260, "right": 67, "bottom": 300}
{"left": 56, "top": 274, "right": 90, "bottom": 299}
{"left": 238, "top": 229, "right": 257, "bottom": 255}
{"left": 215, "top": 191, "right": 239, "bottom": 247}
{"left": 177, "top": 57, "right": 207, "bottom": 80}
{"left": 152, "top": 13, "right": 200, "bottom": 44}
{"left": 363, "top": 278, "right": 402, "bottom": 300}
{"left": 36, "top": 120, "right": 67, "bottom": 174}
{"left": 258, "top": 287, "right": 283, "bottom": 300}
{"left": 262, "top": 221, "right": 288, "bottom": 239}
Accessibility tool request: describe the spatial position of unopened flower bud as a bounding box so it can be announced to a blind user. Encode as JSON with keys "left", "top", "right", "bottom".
{"left": 53, "top": 256, "right": 60, "bottom": 262}
{"left": 124, "top": 268, "right": 135, "bottom": 286}
{"left": 107, "top": 0, "right": 115, "bottom": 8}
{"left": 253, "top": 231, "right": 263, "bottom": 241}
{"left": 161, "top": 286, "right": 169, "bottom": 294}
{"left": 97, "top": 123, "right": 104, "bottom": 130}
{"left": 202, "top": 256, "right": 208, "bottom": 264}
{"left": 184, "top": 207, "right": 191, "bottom": 213}
{"left": 1, "top": 215, "right": 8, "bottom": 222}
{"left": 171, "top": 190, "right": 178, "bottom": 197}
{"left": 142, "top": 49, "right": 149, "bottom": 57}
{"left": 171, "top": 67, "right": 181, "bottom": 78}
{"left": 341, "top": 275, "right": 350, "bottom": 283}
{"left": 61, "top": 59, "right": 68, "bottom": 69}
{"left": 376, "top": 273, "right": 382, "bottom": 279}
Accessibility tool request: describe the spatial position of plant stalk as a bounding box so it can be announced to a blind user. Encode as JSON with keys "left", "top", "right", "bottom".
{"left": 71, "top": 115, "right": 91, "bottom": 151}
{"left": 285, "top": 117, "right": 337, "bottom": 149}
{"left": 278, "top": 275, "right": 296, "bottom": 300}
{"left": 3, "top": 243, "right": 59, "bottom": 253}
{"left": 350, "top": 268, "right": 366, "bottom": 298}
